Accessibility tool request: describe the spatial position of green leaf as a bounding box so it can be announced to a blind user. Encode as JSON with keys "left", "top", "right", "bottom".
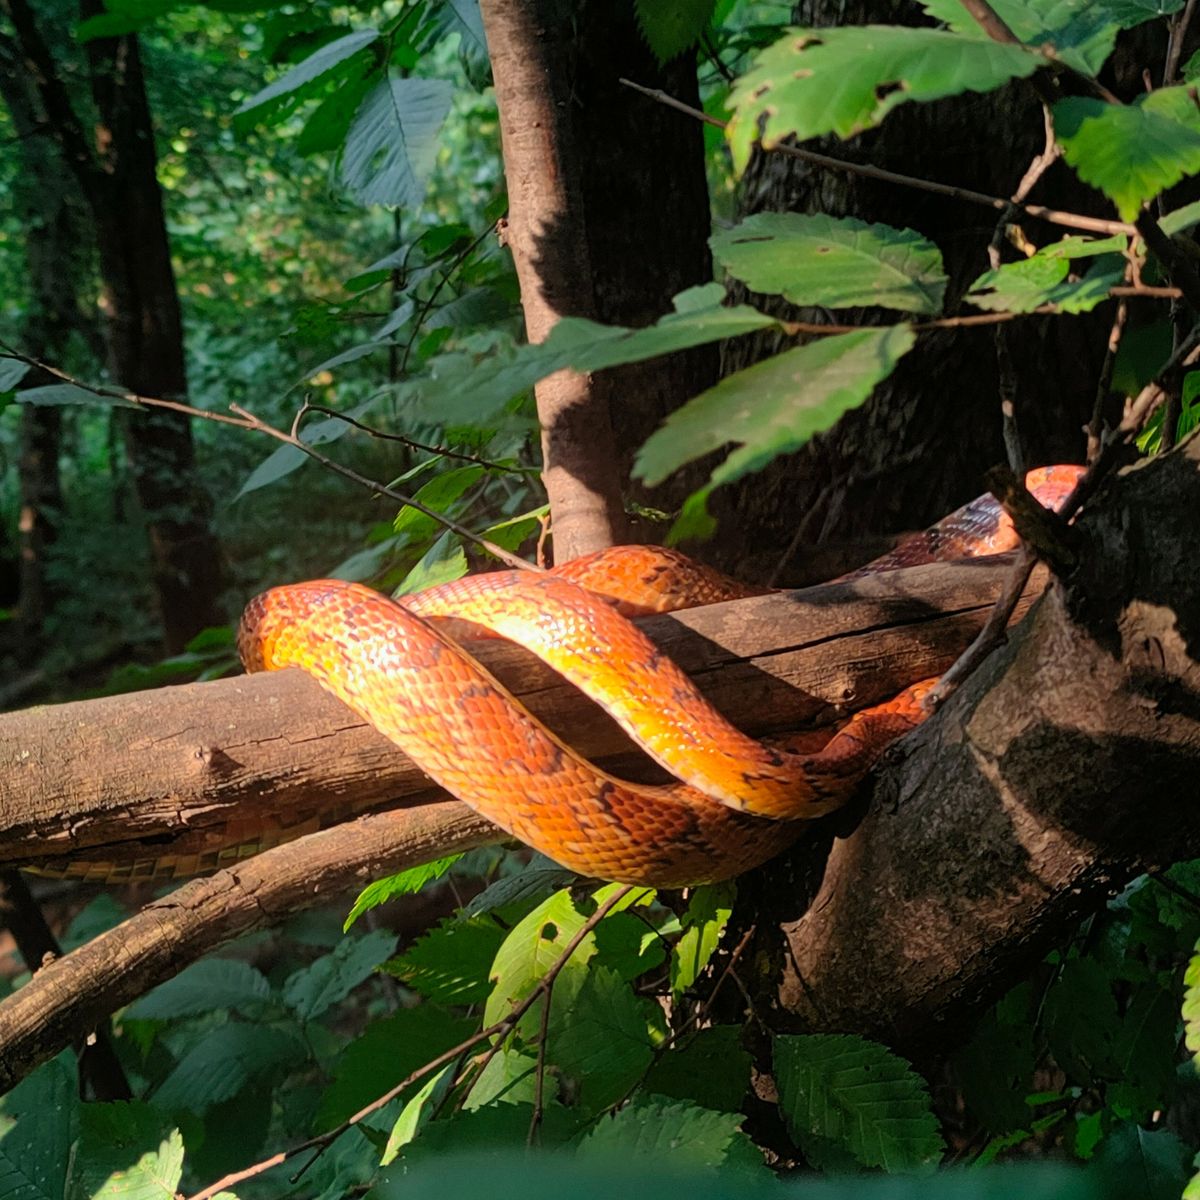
{"left": 339, "top": 77, "right": 454, "bottom": 207}
{"left": 952, "top": 1007, "right": 1036, "bottom": 1135}
{"left": 633, "top": 0, "right": 716, "bottom": 63}
{"left": 1043, "top": 957, "right": 1122, "bottom": 1082}
{"left": 1093, "top": 1125, "right": 1190, "bottom": 1200}
{"left": 281, "top": 929, "right": 397, "bottom": 1021}
{"left": 16, "top": 383, "right": 134, "bottom": 408}
{"left": 578, "top": 1095, "right": 764, "bottom": 1176}
{"left": 1161, "top": 198, "right": 1200, "bottom": 235}
{"left": 546, "top": 965, "right": 656, "bottom": 1110}
{"left": 344, "top": 855, "right": 464, "bottom": 930}
{"left": 395, "top": 1102, "right": 579, "bottom": 1167}
{"left": 77, "top": 1103, "right": 184, "bottom": 1200}
{"left": 484, "top": 890, "right": 594, "bottom": 1028}
{"left": 463, "top": 857, "right": 578, "bottom": 918}
{"left": 966, "top": 252, "right": 1125, "bottom": 313}
{"left": 237, "top": 29, "right": 380, "bottom": 114}
{"left": 635, "top": 326, "right": 916, "bottom": 535}
{"left": 405, "top": 284, "right": 775, "bottom": 428}
{"left": 670, "top": 883, "right": 734, "bottom": 994}
{"left": 393, "top": 465, "right": 486, "bottom": 539}
{"left": 394, "top": 531, "right": 469, "bottom": 595}
{"left": 1054, "top": 89, "right": 1200, "bottom": 221}
{"left": 317, "top": 1006, "right": 476, "bottom": 1129}
{"left": 773, "top": 1033, "right": 945, "bottom": 1172}
{"left": 642, "top": 1026, "right": 753, "bottom": 1114}
{"left": 726, "top": 27, "right": 1041, "bottom": 172}
{"left": 385, "top": 915, "right": 507, "bottom": 1005}
{"left": 125, "top": 959, "right": 273, "bottom": 1021}
{"left": 381, "top": 1065, "right": 459, "bottom": 1165}
{"left": 1109, "top": 983, "right": 1179, "bottom": 1119}
{"left": 917, "top": 0, "right": 1130, "bottom": 76}
{"left": 464, "top": 1050, "right": 538, "bottom": 1109}
{"left": 151, "top": 1025, "right": 306, "bottom": 1114}
{"left": 0, "top": 358, "right": 30, "bottom": 391}
{"left": 1181, "top": 936, "right": 1200, "bottom": 1058}
{"left": 0, "top": 1058, "right": 76, "bottom": 1200}
{"left": 711, "top": 213, "right": 947, "bottom": 314}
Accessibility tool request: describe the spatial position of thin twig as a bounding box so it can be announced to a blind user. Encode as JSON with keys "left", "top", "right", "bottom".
{"left": 618, "top": 78, "right": 1136, "bottom": 238}
{"left": 298, "top": 403, "right": 534, "bottom": 474}
{"left": 186, "top": 885, "right": 631, "bottom": 1200}
{"left": 0, "top": 343, "right": 536, "bottom": 572}
{"left": 1165, "top": 0, "right": 1199, "bottom": 86}
{"left": 1087, "top": 295, "right": 1129, "bottom": 463}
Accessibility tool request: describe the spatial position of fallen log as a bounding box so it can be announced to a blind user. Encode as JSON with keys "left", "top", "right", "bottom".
{"left": 1, "top": 558, "right": 1036, "bottom": 878}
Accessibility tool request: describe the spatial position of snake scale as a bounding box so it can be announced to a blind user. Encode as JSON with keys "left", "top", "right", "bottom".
{"left": 30, "top": 465, "right": 1084, "bottom": 886}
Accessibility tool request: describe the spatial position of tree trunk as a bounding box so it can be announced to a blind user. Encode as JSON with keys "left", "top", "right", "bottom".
{"left": 479, "top": 0, "right": 719, "bottom": 557}
{"left": 700, "top": 2, "right": 1162, "bottom": 580}
{"left": 81, "top": 16, "right": 225, "bottom": 651}
{"left": 1, "top": 0, "right": 226, "bottom": 653}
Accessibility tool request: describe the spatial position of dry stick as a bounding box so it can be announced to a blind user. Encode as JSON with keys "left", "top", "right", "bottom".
{"left": 0, "top": 343, "right": 534, "bottom": 573}
{"left": 618, "top": 79, "right": 1134, "bottom": 239}
{"left": 1165, "top": 0, "right": 1199, "bottom": 87}
{"left": 1087, "top": 289, "right": 1130, "bottom": 464}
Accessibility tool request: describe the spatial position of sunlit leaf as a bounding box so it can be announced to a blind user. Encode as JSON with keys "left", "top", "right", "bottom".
{"left": 726, "top": 27, "right": 1040, "bottom": 171}
{"left": 1055, "top": 88, "right": 1200, "bottom": 221}
{"left": 345, "top": 855, "right": 464, "bottom": 930}
{"left": 236, "top": 29, "right": 380, "bottom": 114}
{"left": 339, "top": 77, "right": 454, "bottom": 207}
{"left": 712, "top": 212, "right": 946, "bottom": 314}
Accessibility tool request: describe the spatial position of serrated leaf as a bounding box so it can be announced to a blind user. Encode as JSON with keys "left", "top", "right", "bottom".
{"left": 125, "top": 959, "right": 273, "bottom": 1021}
{"left": 281, "top": 929, "right": 396, "bottom": 1020}
{"left": 643, "top": 1026, "right": 753, "bottom": 1114}
{"left": 1094, "top": 1125, "right": 1190, "bottom": 1200}
{"left": 633, "top": 0, "right": 715, "bottom": 63}
{"left": 1055, "top": 89, "right": 1200, "bottom": 222}
{"left": 967, "top": 252, "right": 1125, "bottom": 313}
{"left": 394, "top": 1102, "right": 579, "bottom": 1167}
{"left": 774, "top": 1033, "right": 944, "bottom": 1172}
{"left": 237, "top": 29, "right": 380, "bottom": 114}
{"left": 0, "top": 1058, "right": 76, "bottom": 1200}
{"left": 1181, "top": 936, "right": 1200, "bottom": 1057}
{"left": 385, "top": 915, "right": 506, "bottom": 1005}
{"left": 484, "top": 891, "right": 594, "bottom": 1028}
{"left": 546, "top": 966, "right": 656, "bottom": 1110}
{"left": 77, "top": 1103, "right": 183, "bottom": 1200}
{"left": 670, "top": 883, "right": 734, "bottom": 994}
{"left": 635, "top": 326, "right": 915, "bottom": 536}
{"left": 344, "top": 854, "right": 464, "bottom": 930}
{"left": 712, "top": 213, "right": 947, "bottom": 314}
{"left": 917, "top": 0, "right": 1129, "bottom": 76}
{"left": 339, "top": 77, "right": 454, "bottom": 207}
{"left": 151, "top": 1025, "right": 306, "bottom": 1114}
{"left": 317, "top": 1006, "right": 475, "bottom": 1129}
{"left": 578, "top": 1095, "right": 762, "bottom": 1175}
{"left": 463, "top": 858, "right": 578, "bottom": 918}
{"left": 1043, "top": 957, "right": 1122, "bottom": 1081}
{"left": 726, "top": 27, "right": 1040, "bottom": 172}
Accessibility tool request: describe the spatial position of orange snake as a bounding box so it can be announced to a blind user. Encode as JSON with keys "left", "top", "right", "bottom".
{"left": 236, "top": 464, "right": 1084, "bottom": 888}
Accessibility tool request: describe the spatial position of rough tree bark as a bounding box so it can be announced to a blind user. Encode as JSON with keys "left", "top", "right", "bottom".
{"left": 478, "top": 0, "right": 719, "bottom": 558}
{"left": 1, "top": 0, "right": 225, "bottom": 652}
{"left": 688, "top": 4, "right": 1189, "bottom": 579}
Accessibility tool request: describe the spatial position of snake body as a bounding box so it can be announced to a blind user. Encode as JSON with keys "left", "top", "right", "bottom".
{"left": 234, "top": 463, "right": 1083, "bottom": 887}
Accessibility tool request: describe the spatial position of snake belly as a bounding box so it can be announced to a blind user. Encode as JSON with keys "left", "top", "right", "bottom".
{"left": 237, "top": 464, "right": 1084, "bottom": 887}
